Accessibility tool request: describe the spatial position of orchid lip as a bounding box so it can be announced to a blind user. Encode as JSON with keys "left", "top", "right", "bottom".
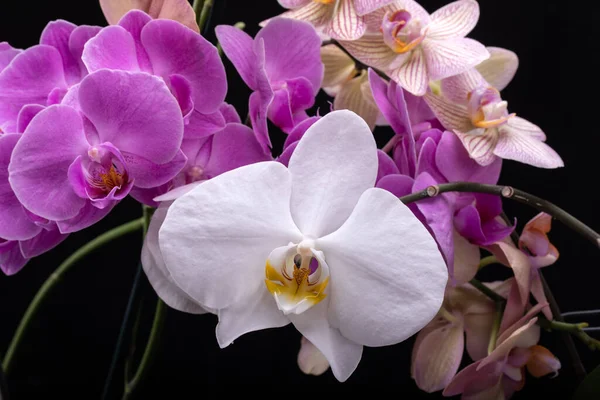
{"left": 473, "top": 113, "right": 516, "bottom": 129}
{"left": 382, "top": 10, "right": 427, "bottom": 54}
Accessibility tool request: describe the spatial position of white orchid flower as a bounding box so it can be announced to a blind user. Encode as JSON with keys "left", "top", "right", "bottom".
{"left": 157, "top": 110, "right": 448, "bottom": 381}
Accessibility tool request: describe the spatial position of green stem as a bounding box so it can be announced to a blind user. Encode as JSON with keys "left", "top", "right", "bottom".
{"left": 478, "top": 255, "right": 498, "bottom": 270}
{"left": 399, "top": 182, "right": 600, "bottom": 248}
{"left": 1, "top": 218, "right": 145, "bottom": 374}
{"left": 198, "top": 0, "right": 214, "bottom": 33}
{"left": 122, "top": 299, "right": 167, "bottom": 399}
{"left": 488, "top": 302, "right": 505, "bottom": 354}
{"left": 538, "top": 315, "right": 600, "bottom": 352}
{"left": 469, "top": 278, "right": 506, "bottom": 304}
{"left": 192, "top": 0, "right": 205, "bottom": 27}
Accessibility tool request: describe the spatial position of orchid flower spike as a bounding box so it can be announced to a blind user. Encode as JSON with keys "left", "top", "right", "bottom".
{"left": 158, "top": 110, "right": 448, "bottom": 381}
{"left": 277, "top": 0, "right": 396, "bottom": 41}
{"left": 340, "top": 0, "right": 489, "bottom": 96}
{"left": 426, "top": 70, "right": 564, "bottom": 168}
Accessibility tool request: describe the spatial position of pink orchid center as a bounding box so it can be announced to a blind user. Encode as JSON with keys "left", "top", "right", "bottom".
{"left": 381, "top": 10, "right": 427, "bottom": 54}
{"left": 85, "top": 146, "right": 129, "bottom": 198}
{"left": 186, "top": 165, "right": 205, "bottom": 183}
{"left": 467, "top": 87, "right": 516, "bottom": 129}
{"left": 265, "top": 239, "right": 330, "bottom": 315}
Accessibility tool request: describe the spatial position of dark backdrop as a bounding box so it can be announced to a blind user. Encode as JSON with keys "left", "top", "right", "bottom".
{"left": 0, "top": 0, "right": 599, "bottom": 397}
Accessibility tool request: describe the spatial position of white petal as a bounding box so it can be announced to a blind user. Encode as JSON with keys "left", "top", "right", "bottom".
{"left": 422, "top": 37, "right": 489, "bottom": 81}
{"left": 288, "top": 110, "right": 377, "bottom": 238}
{"left": 142, "top": 203, "right": 208, "bottom": 314}
{"left": 289, "top": 299, "right": 363, "bottom": 382}
{"left": 297, "top": 336, "right": 330, "bottom": 376}
{"left": 390, "top": 49, "right": 429, "bottom": 96}
{"left": 216, "top": 287, "right": 290, "bottom": 347}
{"left": 338, "top": 34, "right": 401, "bottom": 69}
{"left": 428, "top": 0, "right": 480, "bottom": 40}
{"left": 495, "top": 120, "right": 564, "bottom": 168}
{"left": 423, "top": 91, "right": 472, "bottom": 132}
{"left": 455, "top": 128, "right": 500, "bottom": 166}
{"left": 333, "top": 73, "right": 380, "bottom": 130}
{"left": 319, "top": 188, "right": 448, "bottom": 347}
{"left": 160, "top": 162, "right": 302, "bottom": 310}
{"left": 325, "top": 0, "right": 366, "bottom": 41}
{"left": 153, "top": 181, "right": 204, "bottom": 202}
{"left": 321, "top": 44, "right": 356, "bottom": 89}
{"left": 280, "top": 2, "right": 333, "bottom": 27}
{"left": 354, "top": 0, "right": 395, "bottom": 16}
{"left": 475, "top": 47, "right": 519, "bottom": 91}
{"left": 440, "top": 69, "right": 486, "bottom": 103}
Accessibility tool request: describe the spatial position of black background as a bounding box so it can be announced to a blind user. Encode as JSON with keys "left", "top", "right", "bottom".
{"left": 1, "top": 0, "right": 599, "bottom": 397}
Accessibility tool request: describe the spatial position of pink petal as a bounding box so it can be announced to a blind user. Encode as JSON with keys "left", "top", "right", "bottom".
{"left": 391, "top": 50, "right": 429, "bottom": 96}
{"left": 278, "top": 0, "right": 311, "bottom": 8}
{"left": 412, "top": 321, "right": 465, "bottom": 392}
{"left": 453, "top": 230, "right": 480, "bottom": 285}
{"left": 40, "top": 20, "right": 81, "bottom": 86}
{"left": 118, "top": 10, "right": 153, "bottom": 73}
{"left": 495, "top": 118, "right": 563, "bottom": 168}
{"left": 325, "top": 0, "right": 366, "bottom": 40}
{"left": 338, "top": 34, "right": 399, "bottom": 69}
{"left": 423, "top": 92, "right": 472, "bottom": 132}
{"left": 82, "top": 26, "right": 141, "bottom": 73}
{"left": 428, "top": 0, "right": 480, "bottom": 40}
{"left": 214, "top": 25, "right": 258, "bottom": 89}
{"left": 455, "top": 128, "right": 499, "bottom": 167}
{"left": 100, "top": 0, "right": 199, "bottom": 32}
{"left": 443, "top": 360, "right": 491, "bottom": 396}
{"left": 480, "top": 317, "right": 540, "bottom": 369}
{"left": 19, "top": 225, "right": 68, "bottom": 258}
{"left": 475, "top": 47, "right": 519, "bottom": 91}
{"left": 0, "top": 240, "right": 28, "bottom": 276}
{"left": 68, "top": 25, "right": 102, "bottom": 78}
{"left": 0, "top": 43, "right": 21, "bottom": 72}
{"left": 279, "top": 2, "right": 333, "bottom": 27}
{"left": 122, "top": 150, "right": 187, "bottom": 189}
{"left": 464, "top": 311, "right": 495, "bottom": 361}
{"left": 440, "top": 69, "right": 486, "bottom": 103}
{"left": 56, "top": 202, "right": 114, "bottom": 233}
{"left": 422, "top": 37, "right": 489, "bottom": 82}
{"left": 487, "top": 240, "right": 531, "bottom": 309}
{"left": 354, "top": 0, "right": 396, "bottom": 15}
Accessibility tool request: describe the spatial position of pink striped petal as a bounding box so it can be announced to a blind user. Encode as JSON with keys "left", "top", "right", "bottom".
{"left": 475, "top": 47, "right": 519, "bottom": 91}
{"left": 363, "top": 1, "right": 430, "bottom": 32}
{"left": 390, "top": 49, "right": 429, "bottom": 96}
{"left": 441, "top": 69, "right": 486, "bottom": 103}
{"left": 455, "top": 128, "right": 499, "bottom": 167}
{"left": 338, "top": 34, "right": 400, "bottom": 69}
{"left": 487, "top": 240, "right": 531, "bottom": 309}
{"left": 422, "top": 37, "right": 489, "bottom": 81}
{"left": 280, "top": 2, "right": 333, "bottom": 27}
{"left": 333, "top": 72, "right": 379, "bottom": 129}
{"left": 423, "top": 92, "right": 472, "bottom": 132}
{"left": 494, "top": 118, "right": 563, "bottom": 168}
{"left": 278, "top": 0, "right": 311, "bottom": 8}
{"left": 354, "top": 0, "right": 395, "bottom": 15}
{"left": 325, "top": 0, "right": 366, "bottom": 41}
{"left": 428, "top": 0, "right": 480, "bottom": 40}
{"left": 321, "top": 44, "right": 356, "bottom": 89}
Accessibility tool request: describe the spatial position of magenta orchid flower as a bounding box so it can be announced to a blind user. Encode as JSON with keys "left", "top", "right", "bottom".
{"left": 0, "top": 21, "right": 101, "bottom": 133}
{"left": 82, "top": 10, "right": 227, "bottom": 139}
{"left": 425, "top": 69, "right": 563, "bottom": 168}
{"left": 216, "top": 18, "right": 323, "bottom": 150}
{"left": 1, "top": 133, "right": 68, "bottom": 275}
{"left": 370, "top": 70, "right": 510, "bottom": 284}
{"left": 8, "top": 69, "right": 185, "bottom": 234}
{"left": 0, "top": 43, "right": 21, "bottom": 74}
{"left": 340, "top": 0, "right": 489, "bottom": 96}
{"left": 444, "top": 302, "right": 560, "bottom": 399}
{"left": 100, "top": 0, "right": 199, "bottom": 32}
{"left": 277, "top": 0, "right": 395, "bottom": 41}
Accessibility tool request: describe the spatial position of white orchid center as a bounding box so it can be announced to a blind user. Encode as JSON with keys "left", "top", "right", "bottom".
{"left": 265, "top": 239, "right": 330, "bottom": 316}
{"left": 467, "top": 86, "right": 515, "bottom": 129}
{"left": 381, "top": 10, "right": 427, "bottom": 54}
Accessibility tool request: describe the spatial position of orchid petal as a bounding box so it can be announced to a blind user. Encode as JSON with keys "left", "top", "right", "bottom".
{"left": 334, "top": 73, "right": 379, "bottom": 129}
{"left": 487, "top": 240, "right": 531, "bottom": 308}
{"left": 297, "top": 336, "right": 330, "bottom": 376}
{"left": 160, "top": 162, "right": 302, "bottom": 310}
{"left": 526, "top": 345, "right": 560, "bottom": 378}
{"left": 40, "top": 20, "right": 81, "bottom": 86}
{"left": 278, "top": 0, "right": 311, "bottom": 8}
{"left": 283, "top": 116, "right": 320, "bottom": 149}
{"left": 68, "top": 25, "right": 102, "bottom": 78}
{"left": 390, "top": 49, "right": 429, "bottom": 96}
{"left": 412, "top": 321, "right": 465, "bottom": 392}
{"left": 16, "top": 105, "right": 45, "bottom": 134}
{"left": 289, "top": 299, "right": 363, "bottom": 382}
{"left": 443, "top": 360, "right": 500, "bottom": 398}
{"left": 530, "top": 272, "right": 552, "bottom": 319}
{"left": 215, "top": 25, "right": 258, "bottom": 89}
{"left": 479, "top": 318, "right": 540, "bottom": 369}
{"left": 423, "top": 92, "right": 472, "bottom": 132}
{"left": 287, "top": 110, "right": 377, "bottom": 238}
{"left": 142, "top": 19, "right": 226, "bottom": 113}
{"left": 325, "top": 0, "right": 366, "bottom": 41}
{"left": 354, "top": 0, "right": 395, "bottom": 15}
{"left": 122, "top": 150, "right": 186, "bottom": 189}
{"left": 19, "top": 226, "right": 68, "bottom": 258}
{"left": 0, "top": 134, "right": 41, "bottom": 240}
{"left": 118, "top": 11, "right": 153, "bottom": 73}
{"left": 319, "top": 187, "right": 447, "bottom": 346}
{"left": 464, "top": 311, "right": 495, "bottom": 361}
{"left": 338, "top": 35, "right": 399, "bottom": 70}
{"left": 152, "top": 181, "right": 203, "bottom": 202}
{"left": 268, "top": 77, "right": 315, "bottom": 132}
{"left": 428, "top": 0, "right": 480, "bottom": 40}
{"left": 0, "top": 43, "right": 21, "bottom": 72}
{"left": 185, "top": 109, "right": 227, "bottom": 139}
{"left": 0, "top": 240, "right": 27, "bottom": 276}
{"left": 422, "top": 38, "right": 489, "bottom": 82}
{"left": 78, "top": 69, "right": 183, "bottom": 164}
{"left": 453, "top": 230, "right": 480, "bottom": 285}
{"left": 56, "top": 202, "right": 115, "bottom": 233}
{"left": 82, "top": 26, "right": 141, "bottom": 72}
{"left": 476, "top": 47, "right": 519, "bottom": 91}
{"left": 100, "top": 0, "right": 199, "bottom": 32}
{"left": 8, "top": 105, "right": 87, "bottom": 221}
{"left": 321, "top": 44, "right": 356, "bottom": 89}
{"left": 376, "top": 150, "right": 400, "bottom": 182}
{"left": 495, "top": 120, "right": 563, "bottom": 168}
{"left": 440, "top": 69, "right": 486, "bottom": 103}
{"left": 455, "top": 128, "right": 499, "bottom": 167}
{"left": 280, "top": 1, "right": 333, "bottom": 27}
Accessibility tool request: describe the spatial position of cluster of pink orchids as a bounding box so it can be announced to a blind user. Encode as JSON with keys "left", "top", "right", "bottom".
{"left": 1, "top": 0, "right": 597, "bottom": 398}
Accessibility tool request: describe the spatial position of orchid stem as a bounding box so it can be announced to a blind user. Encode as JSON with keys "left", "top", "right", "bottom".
{"left": 122, "top": 299, "right": 167, "bottom": 400}
{"left": 1, "top": 218, "right": 145, "bottom": 374}
{"left": 538, "top": 315, "right": 600, "bottom": 352}
{"left": 399, "top": 182, "right": 600, "bottom": 248}
{"left": 478, "top": 255, "right": 498, "bottom": 270}
{"left": 198, "top": 0, "right": 214, "bottom": 33}
{"left": 322, "top": 39, "right": 389, "bottom": 80}
{"left": 469, "top": 278, "right": 506, "bottom": 304}
{"left": 192, "top": 0, "right": 205, "bottom": 26}
{"left": 488, "top": 302, "right": 505, "bottom": 354}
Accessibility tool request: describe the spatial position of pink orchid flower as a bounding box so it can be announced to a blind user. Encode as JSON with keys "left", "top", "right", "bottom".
{"left": 100, "top": 0, "right": 199, "bottom": 32}
{"left": 425, "top": 69, "right": 563, "bottom": 168}
{"left": 487, "top": 213, "right": 559, "bottom": 322}
{"left": 277, "top": 0, "right": 395, "bottom": 40}
{"left": 339, "top": 0, "right": 489, "bottom": 96}
{"left": 444, "top": 303, "right": 560, "bottom": 400}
